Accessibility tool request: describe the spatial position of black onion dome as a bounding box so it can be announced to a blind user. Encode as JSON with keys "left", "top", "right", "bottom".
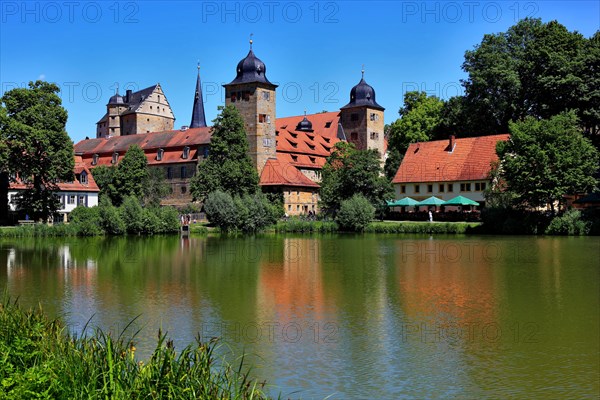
{"left": 341, "top": 77, "right": 384, "bottom": 111}
{"left": 108, "top": 93, "right": 124, "bottom": 105}
{"left": 296, "top": 115, "right": 313, "bottom": 132}
{"left": 227, "top": 49, "right": 277, "bottom": 87}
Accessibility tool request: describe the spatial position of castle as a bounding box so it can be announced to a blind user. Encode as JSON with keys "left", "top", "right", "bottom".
{"left": 75, "top": 41, "right": 386, "bottom": 214}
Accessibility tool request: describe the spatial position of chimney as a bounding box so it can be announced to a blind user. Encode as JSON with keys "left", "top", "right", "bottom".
{"left": 125, "top": 89, "right": 132, "bottom": 103}
{"left": 448, "top": 134, "right": 455, "bottom": 152}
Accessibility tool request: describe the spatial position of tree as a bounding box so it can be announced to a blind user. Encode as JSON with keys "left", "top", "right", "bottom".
{"left": 336, "top": 194, "right": 375, "bottom": 232}
{"left": 114, "top": 145, "right": 149, "bottom": 204}
{"left": 143, "top": 167, "right": 170, "bottom": 207}
{"left": 320, "top": 142, "right": 392, "bottom": 215}
{"left": 191, "top": 105, "right": 258, "bottom": 201}
{"left": 496, "top": 112, "right": 599, "bottom": 212}
{"left": 388, "top": 91, "right": 445, "bottom": 157}
{"left": 460, "top": 18, "right": 594, "bottom": 137}
{"left": 0, "top": 81, "right": 74, "bottom": 222}
{"left": 91, "top": 165, "right": 118, "bottom": 202}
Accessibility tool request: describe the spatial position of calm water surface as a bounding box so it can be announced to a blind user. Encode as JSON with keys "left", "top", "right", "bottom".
{"left": 1, "top": 234, "right": 598, "bottom": 399}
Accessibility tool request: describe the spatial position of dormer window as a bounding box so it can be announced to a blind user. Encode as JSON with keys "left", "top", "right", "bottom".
{"left": 291, "top": 155, "right": 298, "bottom": 162}
{"left": 309, "top": 157, "right": 316, "bottom": 164}
{"left": 92, "top": 154, "right": 99, "bottom": 166}
{"left": 157, "top": 148, "right": 164, "bottom": 161}
{"left": 306, "top": 134, "right": 314, "bottom": 141}
{"left": 325, "top": 122, "right": 332, "bottom": 128}
{"left": 290, "top": 133, "right": 297, "bottom": 138}
{"left": 182, "top": 146, "right": 190, "bottom": 159}
{"left": 308, "top": 144, "right": 315, "bottom": 150}
{"left": 79, "top": 171, "right": 88, "bottom": 184}
{"left": 112, "top": 152, "right": 119, "bottom": 164}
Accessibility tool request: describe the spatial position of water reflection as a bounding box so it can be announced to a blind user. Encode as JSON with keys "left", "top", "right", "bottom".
{"left": 0, "top": 235, "right": 598, "bottom": 398}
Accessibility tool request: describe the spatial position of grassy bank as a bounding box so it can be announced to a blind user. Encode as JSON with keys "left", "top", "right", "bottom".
{"left": 273, "top": 219, "right": 480, "bottom": 234}
{"left": 0, "top": 296, "right": 270, "bottom": 399}
{"left": 365, "top": 221, "right": 480, "bottom": 234}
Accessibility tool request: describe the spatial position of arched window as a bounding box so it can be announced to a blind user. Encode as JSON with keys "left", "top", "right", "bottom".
{"left": 182, "top": 146, "right": 190, "bottom": 159}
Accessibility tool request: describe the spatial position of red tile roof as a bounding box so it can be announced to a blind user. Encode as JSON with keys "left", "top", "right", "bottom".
{"left": 259, "top": 158, "right": 320, "bottom": 188}
{"left": 392, "top": 134, "right": 510, "bottom": 184}
{"left": 10, "top": 156, "right": 99, "bottom": 193}
{"left": 74, "top": 127, "right": 212, "bottom": 154}
{"left": 275, "top": 112, "right": 341, "bottom": 170}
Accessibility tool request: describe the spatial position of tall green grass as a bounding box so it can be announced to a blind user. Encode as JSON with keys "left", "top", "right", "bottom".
{"left": 364, "top": 221, "right": 480, "bottom": 234}
{"left": 0, "top": 295, "right": 271, "bottom": 399}
{"left": 274, "top": 219, "right": 338, "bottom": 233}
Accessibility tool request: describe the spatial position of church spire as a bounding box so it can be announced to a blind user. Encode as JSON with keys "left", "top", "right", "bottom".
{"left": 190, "top": 63, "right": 207, "bottom": 128}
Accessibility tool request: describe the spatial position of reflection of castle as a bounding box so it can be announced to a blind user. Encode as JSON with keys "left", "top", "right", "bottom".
{"left": 75, "top": 41, "right": 386, "bottom": 212}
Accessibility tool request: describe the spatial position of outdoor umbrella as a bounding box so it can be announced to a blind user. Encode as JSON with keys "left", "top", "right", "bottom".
{"left": 387, "top": 197, "right": 419, "bottom": 207}
{"left": 442, "top": 195, "right": 480, "bottom": 206}
{"left": 417, "top": 196, "right": 445, "bottom": 206}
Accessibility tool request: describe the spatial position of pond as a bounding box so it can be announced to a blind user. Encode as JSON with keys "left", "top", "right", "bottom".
{"left": 1, "top": 234, "right": 598, "bottom": 398}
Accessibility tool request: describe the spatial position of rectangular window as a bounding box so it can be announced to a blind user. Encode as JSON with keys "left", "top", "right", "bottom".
{"left": 263, "top": 138, "right": 272, "bottom": 147}
{"left": 167, "top": 167, "right": 173, "bottom": 179}
{"left": 480, "top": 182, "right": 486, "bottom": 191}
{"left": 78, "top": 195, "right": 85, "bottom": 205}
{"left": 262, "top": 91, "right": 270, "bottom": 100}
{"left": 427, "top": 184, "right": 433, "bottom": 193}
{"left": 68, "top": 195, "right": 75, "bottom": 205}
{"left": 414, "top": 184, "right": 420, "bottom": 193}
{"left": 370, "top": 113, "right": 379, "bottom": 121}
{"left": 439, "top": 184, "right": 444, "bottom": 192}
{"left": 181, "top": 166, "right": 187, "bottom": 178}
{"left": 401, "top": 185, "right": 406, "bottom": 194}
{"left": 460, "top": 183, "right": 472, "bottom": 191}
{"left": 448, "top": 184, "right": 453, "bottom": 192}
{"left": 351, "top": 113, "right": 359, "bottom": 121}
{"left": 80, "top": 173, "right": 87, "bottom": 184}
{"left": 370, "top": 132, "right": 379, "bottom": 140}
{"left": 182, "top": 146, "right": 190, "bottom": 159}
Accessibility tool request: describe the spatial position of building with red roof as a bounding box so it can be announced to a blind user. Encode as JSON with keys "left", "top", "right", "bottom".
{"left": 391, "top": 134, "right": 510, "bottom": 206}
{"left": 9, "top": 156, "right": 99, "bottom": 222}
{"left": 75, "top": 42, "right": 387, "bottom": 214}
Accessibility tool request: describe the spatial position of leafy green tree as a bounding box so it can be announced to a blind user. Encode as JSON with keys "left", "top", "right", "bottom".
{"left": 114, "top": 145, "right": 149, "bottom": 204}
{"left": 388, "top": 91, "right": 445, "bottom": 157}
{"left": 144, "top": 167, "right": 170, "bottom": 207}
{"left": 496, "top": 112, "right": 599, "bottom": 212}
{"left": 336, "top": 194, "right": 375, "bottom": 232}
{"left": 460, "top": 18, "right": 594, "bottom": 137}
{"left": 384, "top": 147, "right": 403, "bottom": 181}
{"left": 191, "top": 105, "right": 258, "bottom": 201}
{"left": 98, "top": 197, "right": 125, "bottom": 235}
{"left": 320, "top": 142, "right": 393, "bottom": 215}
{"left": 91, "top": 165, "right": 118, "bottom": 202}
{"left": 69, "top": 206, "right": 102, "bottom": 236}
{"left": 0, "top": 81, "right": 74, "bottom": 222}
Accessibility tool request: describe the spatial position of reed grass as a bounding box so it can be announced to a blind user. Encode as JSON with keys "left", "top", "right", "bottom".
{"left": 364, "top": 221, "right": 480, "bottom": 234}
{"left": 274, "top": 218, "right": 338, "bottom": 233}
{"left": 0, "top": 294, "right": 272, "bottom": 399}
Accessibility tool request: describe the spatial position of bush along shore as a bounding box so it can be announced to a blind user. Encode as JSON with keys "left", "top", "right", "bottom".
{"left": 0, "top": 295, "right": 271, "bottom": 399}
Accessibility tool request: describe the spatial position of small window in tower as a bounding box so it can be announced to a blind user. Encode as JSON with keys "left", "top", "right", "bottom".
{"left": 244, "top": 91, "right": 250, "bottom": 101}
{"left": 259, "top": 114, "right": 267, "bottom": 123}
{"left": 370, "top": 113, "right": 379, "bottom": 121}
{"left": 112, "top": 152, "right": 119, "bottom": 164}
{"left": 263, "top": 138, "right": 272, "bottom": 147}
{"left": 350, "top": 132, "right": 358, "bottom": 141}
{"left": 370, "top": 132, "right": 379, "bottom": 140}
{"left": 150, "top": 106, "right": 152, "bottom": 110}
{"left": 182, "top": 146, "right": 190, "bottom": 159}
{"left": 157, "top": 148, "right": 164, "bottom": 161}
{"left": 231, "top": 93, "right": 236, "bottom": 102}
{"left": 351, "top": 113, "right": 358, "bottom": 121}
{"left": 158, "top": 95, "right": 161, "bottom": 103}
{"left": 111, "top": 116, "right": 115, "bottom": 120}
{"left": 266, "top": 115, "right": 271, "bottom": 123}
{"left": 262, "top": 91, "right": 270, "bottom": 100}
{"left": 147, "top": 118, "right": 150, "bottom": 122}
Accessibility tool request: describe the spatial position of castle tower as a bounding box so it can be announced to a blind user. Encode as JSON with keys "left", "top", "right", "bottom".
{"left": 190, "top": 64, "right": 207, "bottom": 128}
{"left": 339, "top": 68, "right": 385, "bottom": 160}
{"left": 223, "top": 39, "right": 277, "bottom": 175}
{"left": 105, "top": 90, "right": 127, "bottom": 137}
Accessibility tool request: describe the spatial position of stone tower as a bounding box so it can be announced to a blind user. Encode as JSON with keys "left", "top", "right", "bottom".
{"left": 106, "top": 91, "right": 127, "bottom": 137}
{"left": 339, "top": 69, "right": 385, "bottom": 160}
{"left": 223, "top": 40, "right": 277, "bottom": 175}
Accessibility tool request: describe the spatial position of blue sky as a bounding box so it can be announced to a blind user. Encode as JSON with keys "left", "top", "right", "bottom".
{"left": 1, "top": 1, "right": 598, "bottom": 143}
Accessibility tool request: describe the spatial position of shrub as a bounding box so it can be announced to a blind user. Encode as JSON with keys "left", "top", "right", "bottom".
{"left": 98, "top": 197, "right": 126, "bottom": 235}
{"left": 204, "top": 190, "right": 239, "bottom": 232}
{"left": 240, "top": 192, "right": 280, "bottom": 232}
{"left": 156, "top": 206, "right": 181, "bottom": 233}
{"left": 336, "top": 194, "right": 375, "bottom": 232}
{"left": 545, "top": 209, "right": 590, "bottom": 235}
{"left": 69, "top": 206, "right": 103, "bottom": 236}
{"left": 120, "top": 196, "right": 144, "bottom": 234}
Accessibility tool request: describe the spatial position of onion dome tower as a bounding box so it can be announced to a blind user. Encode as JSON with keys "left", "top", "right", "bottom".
{"left": 339, "top": 67, "right": 385, "bottom": 159}
{"left": 223, "top": 37, "right": 277, "bottom": 174}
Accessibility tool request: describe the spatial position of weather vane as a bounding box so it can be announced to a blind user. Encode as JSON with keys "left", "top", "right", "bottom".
{"left": 361, "top": 64, "right": 365, "bottom": 78}
{"left": 250, "top": 33, "right": 254, "bottom": 49}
